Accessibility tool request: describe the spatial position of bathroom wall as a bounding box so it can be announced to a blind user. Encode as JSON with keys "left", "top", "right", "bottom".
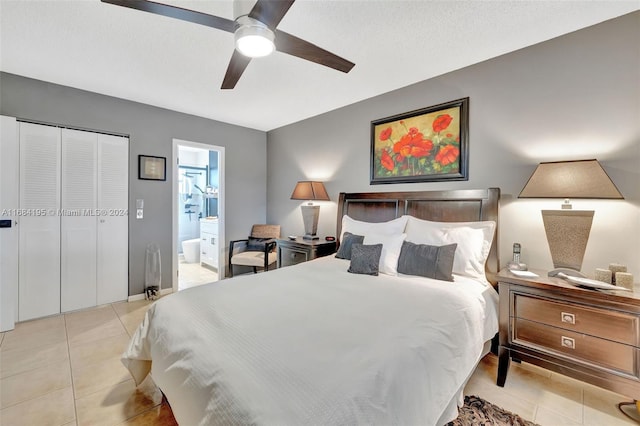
{"left": 208, "top": 150, "right": 220, "bottom": 217}
{"left": 178, "top": 148, "right": 210, "bottom": 251}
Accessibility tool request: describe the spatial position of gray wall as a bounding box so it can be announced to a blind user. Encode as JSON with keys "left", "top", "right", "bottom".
{"left": 267, "top": 12, "right": 640, "bottom": 277}
{"left": 0, "top": 72, "right": 267, "bottom": 295}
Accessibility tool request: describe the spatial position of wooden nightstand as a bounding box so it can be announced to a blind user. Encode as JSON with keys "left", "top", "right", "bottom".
{"left": 276, "top": 238, "right": 337, "bottom": 268}
{"left": 497, "top": 269, "right": 640, "bottom": 398}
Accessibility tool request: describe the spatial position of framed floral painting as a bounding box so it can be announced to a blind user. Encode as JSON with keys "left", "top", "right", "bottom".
{"left": 370, "top": 98, "right": 469, "bottom": 184}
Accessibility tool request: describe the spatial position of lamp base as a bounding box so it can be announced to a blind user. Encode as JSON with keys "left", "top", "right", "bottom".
{"left": 302, "top": 234, "right": 319, "bottom": 241}
{"left": 541, "top": 210, "right": 594, "bottom": 272}
{"left": 300, "top": 205, "right": 320, "bottom": 240}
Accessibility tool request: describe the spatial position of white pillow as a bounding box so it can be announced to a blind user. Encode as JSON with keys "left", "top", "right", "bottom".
{"left": 363, "top": 233, "right": 406, "bottom": 276}
{"left": 404, "top": 215, "right": 496, "bottom": 279}
{"left": 340, "top": 215, "right": 408, "bottom": 241}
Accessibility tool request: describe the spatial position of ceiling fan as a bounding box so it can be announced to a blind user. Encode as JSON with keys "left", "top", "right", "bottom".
{"left": 101, "top": 0, "right": 355, "bottom": 89}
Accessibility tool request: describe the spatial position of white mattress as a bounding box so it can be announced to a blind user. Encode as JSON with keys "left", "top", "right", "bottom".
{"left": 122, "top": 255, "right": 499, "bottom": 425}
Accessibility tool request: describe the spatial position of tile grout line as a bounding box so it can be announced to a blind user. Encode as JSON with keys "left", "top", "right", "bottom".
{"left": 113, "top": 302, "right": 134, "bottom": 338}
{"left": 580, "top": 385, "right": 585, "bottom": 425}
{"left": 532, "top": 404, "right": 539, "bottom": 423}
{"left": 64, "top": 313, "right": 79, "bottom": 426}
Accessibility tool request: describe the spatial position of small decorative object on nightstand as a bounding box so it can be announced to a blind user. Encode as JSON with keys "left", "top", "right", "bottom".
{"left": 276, "top": 237, "right": 337, "bottom": 268}
{"left": 497, "top": 268, "right": 640, "bottom": 400}
{"left": 506, "top": 243, "right": 527, "bottom": 271}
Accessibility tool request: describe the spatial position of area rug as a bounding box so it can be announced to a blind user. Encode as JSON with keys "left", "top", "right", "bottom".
{"left": 447, "top": 395, "right": 539, "bottom": 426}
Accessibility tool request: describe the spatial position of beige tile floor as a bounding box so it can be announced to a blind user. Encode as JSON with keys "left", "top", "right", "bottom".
{"left": 465, "top": 354, "right": 637, "bottom": 425}
{"left": 0, "top": 300, "right": 175, "bottom": 426}
{"left": 1, "top": 299, "right": 637, "bottom": 426}
{"left": 178, "top": 255, "right": 218, "bottom": 291}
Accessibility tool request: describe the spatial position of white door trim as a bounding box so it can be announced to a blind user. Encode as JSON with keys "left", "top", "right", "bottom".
{"left": 172, "top": 139, "right": 225, "bottom": 293}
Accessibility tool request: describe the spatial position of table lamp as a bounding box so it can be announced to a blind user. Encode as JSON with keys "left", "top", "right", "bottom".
{"left": 518, "top": 159, "right": 623, "bottom": 277}
{"left": 290, "top": 181, "right": 330, "bottom": 240}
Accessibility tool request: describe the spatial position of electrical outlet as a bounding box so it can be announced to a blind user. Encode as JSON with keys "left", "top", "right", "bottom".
{"left": 136, "top": 209, "right": 143, "bottom": 219}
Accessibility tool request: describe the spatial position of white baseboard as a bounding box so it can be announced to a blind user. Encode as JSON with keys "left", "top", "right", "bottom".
{"left": 127, "top": 287, "right": 174, "bottom": 302}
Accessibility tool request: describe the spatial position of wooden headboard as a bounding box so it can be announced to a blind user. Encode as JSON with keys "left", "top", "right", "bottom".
{"left": 336, "top": 188, "right": 500, "bottom": 284}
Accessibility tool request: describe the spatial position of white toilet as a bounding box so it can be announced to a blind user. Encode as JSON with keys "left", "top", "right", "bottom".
{"left": 182, "top": 238, "right": 201, "bottom": 263}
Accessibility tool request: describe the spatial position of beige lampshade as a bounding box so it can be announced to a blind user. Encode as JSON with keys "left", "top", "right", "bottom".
{"left": 519, "top": 159, "right": 623, "bottom": 199}
{"left": 290, "top": 181, "right": 330, "bottom": 201}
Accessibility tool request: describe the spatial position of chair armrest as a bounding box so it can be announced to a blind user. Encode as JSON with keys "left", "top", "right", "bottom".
{"left": 229, "top": 239, "right": 249, "bottom": 256}
{"left": 264, "top": 239, "right": 277, "bottom": 253}
{"left": 229, "top": 239, "right": 249, "bottom": 274}
{"left": 263, "top": 239, "right": 277, "bottom": 269}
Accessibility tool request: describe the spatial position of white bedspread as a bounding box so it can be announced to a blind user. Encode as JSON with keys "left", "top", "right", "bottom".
{"left": 122, "top": 255, "right": 498, "bottom": 426}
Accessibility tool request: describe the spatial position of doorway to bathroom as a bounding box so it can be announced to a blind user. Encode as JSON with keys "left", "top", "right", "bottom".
{"left": 171, "top": 139, "right": 225, "bottom": 292}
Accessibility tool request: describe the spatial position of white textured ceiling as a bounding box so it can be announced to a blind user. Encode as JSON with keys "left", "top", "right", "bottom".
{"left": 1, "top": 1, "right": 638, "bottom": 131}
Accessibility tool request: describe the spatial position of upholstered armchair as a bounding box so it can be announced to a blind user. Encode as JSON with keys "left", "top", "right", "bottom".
{"left": 228, "top": 224, "right": 281, "bottom": 277}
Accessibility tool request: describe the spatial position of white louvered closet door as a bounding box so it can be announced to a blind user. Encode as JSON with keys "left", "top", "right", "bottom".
{"left": 97, "top": 134, "right": 129, "bottom": 305}
{"left": 61, "top": 129, "right": 98, "bottom": 312}
{"left": 18, "top": 123, "right": 61, "bottom": 321}
{"left": 1, "top": 116, "right": 19, "bottom": 331}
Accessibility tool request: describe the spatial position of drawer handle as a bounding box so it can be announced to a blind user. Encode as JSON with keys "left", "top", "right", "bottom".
{"left": 561, "top": 336, "right": 575, "bottom": 349}
{"left": 561, "top": 312, "right": 576, "bottom": 324}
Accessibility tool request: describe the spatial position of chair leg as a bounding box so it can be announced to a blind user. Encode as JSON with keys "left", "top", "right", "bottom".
{"left": 253, "top": 266, "right": 257, "bottom": 274}
{"left": 229, "top": 264, "right": 234, "bottom": 278}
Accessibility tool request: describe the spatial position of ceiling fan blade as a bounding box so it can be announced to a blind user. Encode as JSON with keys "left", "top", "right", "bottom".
{"left": 248, "top": 0, "right": 295, "bottom": 29}
{"left": 101, "top": 0, "right": 236, "bottom": 33}
{"left": 221, "top": 50, "right": 252, "bottom": 89}
{"left": 275, "top": 30, "right": 355, "bottom": 73}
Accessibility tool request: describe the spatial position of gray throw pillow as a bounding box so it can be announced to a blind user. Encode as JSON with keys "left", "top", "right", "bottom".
{"left": 348, "top": 243, "right": 383, "bottom": 276}
{"left": 397, "top": 241, "right": 457, "bottom": 281}
{"left": 336, "top": 232, "right": 365, "bottom": 260}
{"left": 247, "top": 237, "right": 272, "bottom": 251}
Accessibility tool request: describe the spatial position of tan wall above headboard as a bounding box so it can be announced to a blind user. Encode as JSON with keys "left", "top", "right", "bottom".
{"left": 336, "top": 188, "right": 500, "bottom": 284}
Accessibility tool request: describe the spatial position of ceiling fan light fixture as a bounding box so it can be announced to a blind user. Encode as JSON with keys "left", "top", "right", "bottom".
{"left": 234, "top": 16, "right": 275, "bottom": 58}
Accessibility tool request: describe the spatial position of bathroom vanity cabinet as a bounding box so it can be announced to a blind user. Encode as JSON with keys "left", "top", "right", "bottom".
{"left": 200, "top": 219, "right": 219, "bottom": 269}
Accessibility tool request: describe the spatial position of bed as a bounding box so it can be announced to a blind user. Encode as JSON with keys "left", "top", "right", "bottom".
{"left": 123, "top": 188, "right": 501, "bottom": 425}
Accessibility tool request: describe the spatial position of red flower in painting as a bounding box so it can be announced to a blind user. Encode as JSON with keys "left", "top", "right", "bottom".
{"left": 432, "top": 114, "right": 453, "bottom": 133}
{"left": 379, "top": 127, "right": 392, "bottom": 141}
{"left": 435, "top": 145, "right": 459, "bottom": 166}
{"left": 380, "top": 149, "right": 395, "bottom": 171}
{"left": 393, "top": 130, "right": 433, "bottom": 158}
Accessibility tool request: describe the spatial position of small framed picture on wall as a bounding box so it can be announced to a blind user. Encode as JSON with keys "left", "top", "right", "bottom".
{"left": 138, "top": 155, "right": 166, "bottom": 181}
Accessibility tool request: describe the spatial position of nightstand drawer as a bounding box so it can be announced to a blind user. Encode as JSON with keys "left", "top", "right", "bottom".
{"left": 514, "top": 294, "right": 638, "bottom": 346}
{"left": 280, "top": 248, "right": 308, "bottom": 267}
{"left": 514, "top": 318, "right": 637, "bottom": 376}
{"left": 277, "top": 238, "right": 337, "bottom": 268}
